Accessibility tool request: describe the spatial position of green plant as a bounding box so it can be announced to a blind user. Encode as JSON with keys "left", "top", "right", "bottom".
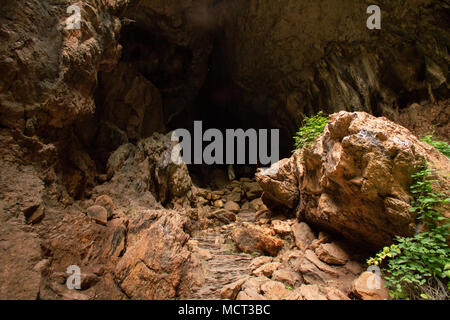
{"left": 294, "top": 112, "right": 329, "bottom": 150}
{"left": 421, "top": 135, "right": 450, "bottom": 157}
{"left": 367, "top": 162, "right": 450, "bottom": 300}
{"left": 285, "top": 285, "right": 293, "bottom": 291}
{"left": 251, "top": 252, "right": 261, "bottom": 257}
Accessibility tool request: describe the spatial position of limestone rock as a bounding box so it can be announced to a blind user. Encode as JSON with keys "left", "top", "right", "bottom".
{"left": 214, "top": 200, "right": 224, "bottom": 208}
{"left": 271, "top": 220, "right": 292, "bottom": 236}
{"left": 323, "top": 287, "right": 351, "bottom": 300}
{"left": 252, "top": 262, "right": 282, "bottom": 277}
{"left": 236, "top": 276, "right": 270, "bottom": 300}
{"left": 261, "top": 280, "right": 291, "bottom": 300}
{"left": 250, "top": 256, "right": 274, "bottom": 271}
{"left": 24, "top": 205, "right": 45, "bottom": 225}
{"left": 298, "top": 112, "right": 450, "bottom": 248}
{"left": 222, "top": 1, "right": 449, "bottom": 141}
{"left": 351, "top": 272, "right": 390, "bottom": 300}
{"left": 315, "top": 243, "right": 349, "bottom": 266}
{"left": 298, "top": 284, "right": 328, "bottom": 300}
{"left": 249, "top": 198, "right": 265, "bottom": 212}
{"left": 0, "top": 0, "right": 122, "bottom": 131}
{"left": 115, "top": 210, "right": 197, "bottom": 299}
{"left": 272, "top": 268, "right": 302, "bottom": 287}
{"left": 95, "top": 195, "right": 115, "bottom": 219}
{"left": 292, "top": 222, "right": 316, "bottom": 251}
{"left": 256, "top": 157, "right": 300, "bottom": 214}
{"left": 0, "top": 223, "right": 42, "bottom": 299}
{"left": 244, "top": 182, "right": 263, "bottom": 200}
{"left": 95, "top": 132, "right": 192, "bottom": 208}
{"left": 224, "top": 201, "right": 240, "bottom": 213}
{"left": 220, "top": 277, "right": 248, "bottom": 300}
{"left": 232, "top": 225, "right": 284, "bottom": 256}
{"left": 87, "top": 205, "right": 108, "bottom": 226}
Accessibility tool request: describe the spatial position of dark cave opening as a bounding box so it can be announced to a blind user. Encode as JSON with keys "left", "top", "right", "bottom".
{"left": 110, "top": 25, "right": 293, "bottom": 188}
{"left": 171, "top": 35, "right": 292, "bottom": 188}
{"left": 120, "top": 25, "right": 193, "bottom": 91}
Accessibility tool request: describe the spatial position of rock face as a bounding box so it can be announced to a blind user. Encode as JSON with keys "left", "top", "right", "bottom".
{"left": 0, "top": 223, "right": 42, "bottom": 299}
{"left": 115, "top": 210, "right": 197, "bottom": 299}
{"left": 393, "top": 101, "right": 450, "bottom": 143}
{"left": 0, "top": 0, "right": 122, "bottom": 131}
{"left": 90, "top": 62, "right": 166, "bottom": 165}
{"left": 0, "top": 0, "right": 449, "bottom": 301}
{"left": 120, "top": 0, "right": 216, "bottom": 125}
{"left": 256, "top": 157, "right": 300, "bottom": 215}
{"left": 258, "top": 111, "right": 450, "bottom": 249}
{"left": 220, "top": 0, "right": 449, "bottom": 139}
{"left": 94, "top": 132, "right": 193, "bottom": 208}
{"left": 292, "top": 222, "right": 316, "bottom": 252}
{"left": 299, "top": 112, "right": 450, "bottom": 248}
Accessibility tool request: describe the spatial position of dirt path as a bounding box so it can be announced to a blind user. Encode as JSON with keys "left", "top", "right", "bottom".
{"left": 188, "top": 210, "right": 257, "bottom": 300}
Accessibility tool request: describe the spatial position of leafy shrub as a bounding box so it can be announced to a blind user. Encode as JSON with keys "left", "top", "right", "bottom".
{"left": 367, "top": 162, "right": 450, "bottom": 300}
{"left": 421, "top": 135, "right": 450, "bottom": 157}
{"left": 294, "top": 112, "right": 329, "bottom": 150}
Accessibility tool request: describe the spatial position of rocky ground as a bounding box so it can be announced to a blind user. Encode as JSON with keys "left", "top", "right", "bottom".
{"left": 0, "top": 0, "right": 449, "bottom": 300}
{"left": 2, "top": 111, "right": 448, "bottom": 300}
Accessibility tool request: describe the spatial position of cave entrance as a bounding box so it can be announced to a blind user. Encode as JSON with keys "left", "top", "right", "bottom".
{"left": 167, "top": 37, "right": 290, "bottom": 189}
{"left": 111, "top": 23, "right": 292, "bottom": 189}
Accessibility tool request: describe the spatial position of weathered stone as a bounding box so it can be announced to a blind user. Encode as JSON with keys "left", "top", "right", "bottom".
{"left": 351, "top": 272, "right": 390, "bottom": 300}
{"left": 298, "top": 112, "right": 450, "bottom": 248}
{"left": 232, "top": 225, "right": 284, "bottom": 256}
{"left": 250, "top": 256, "right": 274, "bottom": 271}
{"left": 115, "top": 210, "right": 197, "bottom": 300}
{"left": 292, "top": 222, "right": 316, "bottom": 251}
{"left": 323, "top": 287, "right": 350, "bottom": 300}
{"left": 271, "top": 220, "right": 292, "bottom": 236}
{"left": 249, "top": 198, "right": 265, "bottom": 211}
{"left": 315, "top": 242, "right": 349, "bottom": 266}
{"left": 299, "top": 284, "right": 328, "bottom": 300}
{"left": 213, "top": 200, "right": 224, "bottom": 208}
{"left": 256, "top": 157, "right": 300, "bottom": 213}
{"left": 244, "top": 182, "right": 263, "bottom": 200}
{"left": 24, "top": 205, "right": 45, "bottom": 224}
{"left": 96, "top": 132, "right": 192, "bottom": 208}
{"left": 252, "top": 262, "right": 281, "bottom": 277}
{"left": 224, "top": 201, "right": 240, "bottom": 213}
{"left": 95, "top": 195, "right": 115, "bottom": 219}
{"left": 220, "top": 277, "right": 248, "bottom": 300}
{"left": 87, "top": 205, "right": 108, "bottom": 226}
{"left": 261, "top": 280, "right": 291, "bottom": 300}
{"left": 272, "top": 268, "right": 302, "bottom": 287}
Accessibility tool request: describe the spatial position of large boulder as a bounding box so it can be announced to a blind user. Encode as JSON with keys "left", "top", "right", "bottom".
{"left": 351, "top": 272, "right": 390, "bottom": 300}
{"left": 298, "top": 111, "right": 449, "bottom": 248}
{"left": 231, "top": 224, "right": 284, "bottom": 256}
{"left": 256, "top": 157, "right": 301, "bottom": 215}
{"left": 94, "top": 132, "right": 193, "bottom": 208}
{"left": 114, "top": 210, "right": 199, "bottom": 300}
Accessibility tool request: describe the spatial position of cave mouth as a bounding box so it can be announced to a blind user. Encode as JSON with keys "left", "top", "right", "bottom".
{"left": 113, "top": 24, "right": 293, "bottom": 188}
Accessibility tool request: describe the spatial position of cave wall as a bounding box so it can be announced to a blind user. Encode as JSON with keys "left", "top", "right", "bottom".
{"left": 220, "top": 0, "right": 449, "bottom": 135}
{"left": 0, "top": 0, "right": 449, "bottom": 301}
